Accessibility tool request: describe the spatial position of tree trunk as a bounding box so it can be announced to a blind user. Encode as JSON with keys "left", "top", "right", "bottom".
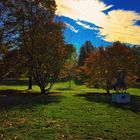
{"left": 28, "top": 76, "right": 32, "bottom": 90}
{"left": 28, "top": 66, "right": 33, "bottom": 90}
{"left": 40, "top": 86, "right": 48, "bottom": 94}
{"left": 68, "top": 73, "right": 72, "bottom": 89}
{"left": 40, "top": 87, "right": 45, "bottom": 94}
{"left": 68, "top": 79, "right": 71, "bottom": 89}
{"left": 106, "top": 88, "right": 110, "bottom": 94}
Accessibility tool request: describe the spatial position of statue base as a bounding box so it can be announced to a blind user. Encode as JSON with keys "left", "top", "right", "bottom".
{"left": 112, "top": 93, "right": 130, "bottom": 104}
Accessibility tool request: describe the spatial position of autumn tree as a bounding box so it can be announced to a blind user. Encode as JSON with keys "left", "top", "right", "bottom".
{"left": 17, "top": 0, "right": 57, "bottom": 90}
{"left": 32, "top": 22, "right": 68, "bottom": 94}
{"left": 82, "top": 42, "right": 137, "bottom": 93}
{"left": 1, "top": 49, "right": 26, "bottom": 79}
{"left": 17, "top": 0, "right": 66, "bottom": 93}
{"left": 17, "top": 0, "right": 67, "bottom": 93}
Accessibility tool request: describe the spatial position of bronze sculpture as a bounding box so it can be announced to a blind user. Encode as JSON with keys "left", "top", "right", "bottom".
{"left": 113, "top": 70, "right": 126, "bottom": 93}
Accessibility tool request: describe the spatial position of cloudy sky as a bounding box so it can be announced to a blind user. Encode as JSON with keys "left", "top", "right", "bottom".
{"left": 55, "top": 0, "right": 140, "bottom": 50}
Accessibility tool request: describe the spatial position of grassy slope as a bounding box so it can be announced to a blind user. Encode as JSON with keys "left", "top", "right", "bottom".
{"left": 0, "top": 81, "right": 140, "bottom": 140}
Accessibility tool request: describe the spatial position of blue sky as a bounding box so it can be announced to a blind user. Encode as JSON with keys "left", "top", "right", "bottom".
{"left": 60, "top": 16, "right": 111, "bottom": 51}
{"left": 55, "top": 0, "right": 140, "bottom": 51}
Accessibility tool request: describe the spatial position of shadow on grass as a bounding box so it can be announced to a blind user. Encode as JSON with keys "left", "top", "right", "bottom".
{"left": 0, "top": 79, "right": 36, "bottom": 86}
{"left": 76, "top": 92, "right": 140, "bottom": 114}
{"left": 56, "top": 87, "right": 74, "bottom": 91}
{"left": 0, "top": 90, "right": 64, "bottom": 110}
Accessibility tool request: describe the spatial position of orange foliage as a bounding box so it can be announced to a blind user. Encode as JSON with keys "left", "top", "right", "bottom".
{"left": 77, "top": 42, "right": 138, "bottom": 92}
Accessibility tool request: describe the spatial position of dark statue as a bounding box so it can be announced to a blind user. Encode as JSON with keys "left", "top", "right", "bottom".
{"left": 113, "top": 70, "right": 126, "bottom": 93}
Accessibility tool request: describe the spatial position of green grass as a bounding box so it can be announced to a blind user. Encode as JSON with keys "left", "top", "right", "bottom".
{"left": 0, "top": 80, "right": 140, "bottom": 140}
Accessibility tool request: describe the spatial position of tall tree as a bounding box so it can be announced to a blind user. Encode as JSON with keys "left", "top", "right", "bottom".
{"left": 17, "top": 0, "right": 56, "bottom": 90}
{"left": 32, "top": 22, "right": 67, "bottom": 94}
{"left": 76, "top": 41, "right": 95, "bottom": 84}
{"left": 78, "top": 41, "right": 95, "bottom": 66}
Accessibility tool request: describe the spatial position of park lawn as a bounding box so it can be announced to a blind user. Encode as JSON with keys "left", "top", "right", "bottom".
{"left": 0, "top": 80, "right": 140, "bottom": 140}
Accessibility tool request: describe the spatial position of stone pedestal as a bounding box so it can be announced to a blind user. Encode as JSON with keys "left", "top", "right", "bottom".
{"left": 112, "top": 93, "right": 130, "bottom": 103}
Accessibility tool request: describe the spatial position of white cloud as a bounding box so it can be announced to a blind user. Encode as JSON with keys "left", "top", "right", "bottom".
{"left": 100, "top": 10, "right": 140, "bottom": 44}
{"left": 76, "top": 21, "right": 99, "bottom": 30}
{"left": 64, "top": 22, "right": 79, "bottom": 33}
{"left": 56, "top": 0, "right": 140, "bottom": 45}
{"left": 55, "top": 0, "right": 112, "bottom": 26}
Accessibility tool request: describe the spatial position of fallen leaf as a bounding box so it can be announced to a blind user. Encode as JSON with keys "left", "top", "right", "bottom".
{"left": 61, "top": 134, "right": 65, "bottom": 138}
{"left": 95, "top": 137, "right": 103, "bottom": 140}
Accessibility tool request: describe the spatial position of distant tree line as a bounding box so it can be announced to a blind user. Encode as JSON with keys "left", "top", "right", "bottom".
{"left": 76, "top": 41, "right": 140, "bottom": 93}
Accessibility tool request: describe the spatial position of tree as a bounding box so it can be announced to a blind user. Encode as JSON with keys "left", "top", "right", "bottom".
{"left": 131, "top": 45, "right": 140, "bottom": 82}
{"left": 2, "top": 49, "right": 26, "bottom": 79}
{"left": 75, "top": 41, "right": 95, "bottom": 84}
{"left": 0, "top": 24, "right": 8, "bottom": 80}
{"left": 0, "top": 26, "right": 25, "bottom": 79}
{"left": 0, "top": 1, "right": 19, "bottom": 50}
{"left": 78, "top": 41, "right": 95, "bottom": 66}
{"left": 82, "top": 42, "right": 137, "bottom": 93}
{"left": 17, "top": 0, "right": 67, "bottom": 94}
{"left": 0, "top": 0, "right": 24, "bottom": 80}
{"left": 59, "top": 44, "right": 77, "bottom": 88}
{"left": 16, "top": 0, "right": 57, "bottom": 90}
{"left": 32, "top": 22, "right": 67, "bottom": 94}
